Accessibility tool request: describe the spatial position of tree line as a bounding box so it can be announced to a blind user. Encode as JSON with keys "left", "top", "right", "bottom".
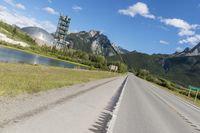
{"left": 29, "top": 45, "right": 128, "bottom": 73}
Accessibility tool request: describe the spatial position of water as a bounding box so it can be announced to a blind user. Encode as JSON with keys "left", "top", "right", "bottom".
{"left": 0, "top": 46, "right": 87, "bottom": 69}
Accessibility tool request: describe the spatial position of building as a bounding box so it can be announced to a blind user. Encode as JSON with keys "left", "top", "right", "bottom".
{"left": 21, "top": 26, "right": 55, "bottom": 47}
{"left": 54, "top": 15, "right": 71, "bottom": 48}
{"left": 109, "top": 65, "right": 118, "bottom": 72}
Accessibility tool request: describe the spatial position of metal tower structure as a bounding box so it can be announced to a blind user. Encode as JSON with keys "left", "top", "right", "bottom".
{"left": 54, "top": 15, "right": 71, "bottom": 48}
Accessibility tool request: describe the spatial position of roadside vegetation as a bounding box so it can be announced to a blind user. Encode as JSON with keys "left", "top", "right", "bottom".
{"left": 0, "top": 62, "right": 119, "bottom": 96}
{"left": 0, "top": 21, "right": 127, "bottom": 73}
{"left": 135, "top": 69, "right": 200, "bottom": 107}
{"left": 0, "top": 21, "right": 36, "bottom": 45}
{"left": 108, "top": 49, "right": 200, "bottom": 88}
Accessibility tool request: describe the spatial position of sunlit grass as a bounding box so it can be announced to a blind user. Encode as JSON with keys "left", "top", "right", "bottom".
{"left": 0, "top": 62, "right": 117, "bottom": 96}
{"left": 167, "top": 89, "right": 200, "bottom": 107}
{"left": 152, "top": 82, "right": 200, "bottom": 107}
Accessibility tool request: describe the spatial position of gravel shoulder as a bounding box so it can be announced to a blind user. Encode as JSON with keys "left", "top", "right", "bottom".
{"left": 0, "top": 76, "right": 124, "bottom": 129}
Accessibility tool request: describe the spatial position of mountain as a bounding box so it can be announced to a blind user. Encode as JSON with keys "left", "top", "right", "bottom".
{"left": 108, "top": 51, "right": 168, "bottom": 75}
{"left": 174, "top": 42, "right": 200, "bottom": 57}
{"left": 112, "top": 43, "right": 129, "bottom": 54}
{"left": 108, "top": 46, "right": 200, "bottom": 87}
{"left": 66, "top": 30, "right": 128, "bottom": 56}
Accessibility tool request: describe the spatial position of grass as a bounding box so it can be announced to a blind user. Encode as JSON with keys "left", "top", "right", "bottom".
{"left": 136, "top": 69, "right": 200, "bottom": 107}
{"left": 172, "top": 90, "right": 200, "bottom": 107}
{"left": 140, "top": 74, "right": 200, "bottom": 107}
{"left": 0, "top": 62, "right": 118, "bottom": 96}
{"left": 153, "top": 83, "right": 200, "bottom": 107}
{"left": 155, "top": 84, "right": 200, "bottom": 107}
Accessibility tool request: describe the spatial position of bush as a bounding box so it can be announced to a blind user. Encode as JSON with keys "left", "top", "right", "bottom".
{"left": 136, "top": 69, "right": 150, "bottom": 78}
{"left": 146, "top": 75, "right": 156, "bottom": 82}
{"left": 135, "top": 68, "right": 200, "bottom": 100}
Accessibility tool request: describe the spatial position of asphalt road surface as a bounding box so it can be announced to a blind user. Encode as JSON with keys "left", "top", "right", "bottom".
{"left": 1, "top": 74, "right": 200, "bottom": 133}
{"left": 0, "top": 76, "right": 126, "bottom": 133}
{"left": 112, "top": 75, "right": 200, "bottom": 133}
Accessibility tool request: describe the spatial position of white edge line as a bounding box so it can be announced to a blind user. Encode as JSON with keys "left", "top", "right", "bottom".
{"left": 149, "top": 83, "right": 200, "bottom": 112}
{"left": 148, "top": 83, "right": 200, "bottom": 129}
{"left": 107, "top": 76, "right": 128, "bottom": 133}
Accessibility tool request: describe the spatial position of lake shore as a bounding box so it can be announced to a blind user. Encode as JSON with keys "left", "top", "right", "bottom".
{"left": 0, "top": 44, "right": 90, "bottom": 69}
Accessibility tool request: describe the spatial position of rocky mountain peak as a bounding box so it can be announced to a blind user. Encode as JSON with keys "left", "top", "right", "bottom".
{"left": 66, "top": 30, "right": 129, "bottom": 56}
{"left": 173, "top": 42, "right": 200, "bottom": 57}
{"left": 112, "top": 43, "right": 129, "bottom": 54}
{"left": 89, "top": 30, "right": 101, "bottom": 38}
{"left": 190, "top": 42, "right": 200, "bottom": 55}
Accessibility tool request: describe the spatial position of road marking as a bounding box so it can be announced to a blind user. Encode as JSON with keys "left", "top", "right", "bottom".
{"left": 88, "top": 76, "right": 128, "bottom": 133}
{"left": 147, "top": 84, "right": 200, "bottom": 132}
{"left": 149, "top": 83, "right": 200, "bottom": 112}
{"left": 107, "top": 76, "right": 128, "bottom": 133}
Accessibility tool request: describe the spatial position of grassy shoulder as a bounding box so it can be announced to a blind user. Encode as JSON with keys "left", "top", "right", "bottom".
{"left": 136, "top": 69, "right": 200, "bottom": 107}
{"left": 153, "top": 82, "right": 200, "bottom": 107}
{"left": 0, "top": 62, "right": 119, "bottom": 96}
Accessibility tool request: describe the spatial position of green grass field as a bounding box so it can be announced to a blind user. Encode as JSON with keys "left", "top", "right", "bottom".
{"left": 0, "top": 62, "right": 118, "bottom": 96}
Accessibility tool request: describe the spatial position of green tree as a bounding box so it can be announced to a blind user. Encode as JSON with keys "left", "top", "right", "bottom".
{"left": 96, "top": 55, "right": 105, "bottom": 64}
{"left": 12, "top": 27, "right": 17, "bottom": 37}
{"left": 51, "top": 46, "right": 57, "bottom": 54}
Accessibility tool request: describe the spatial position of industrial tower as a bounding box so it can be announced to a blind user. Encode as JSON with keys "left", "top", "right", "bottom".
{"left": 54, "top": 15, "right": 71, "bottom": 48}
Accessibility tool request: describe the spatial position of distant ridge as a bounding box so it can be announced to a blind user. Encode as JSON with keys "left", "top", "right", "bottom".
{"left": 108, "top": 42, "right": 200, "bottom": 87}
{"left": 173, "top": 42, "right": 200, "bottom": 57}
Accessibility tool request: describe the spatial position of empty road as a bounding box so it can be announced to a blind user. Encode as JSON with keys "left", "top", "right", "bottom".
{"left": 0, "top": 76, "right": 126, "bottom": 133}
{"left": 1, "top": 74, "right": 200, "bottom": 133}
{"left": 112, "top": 75, "right": 200, "bottom": 133}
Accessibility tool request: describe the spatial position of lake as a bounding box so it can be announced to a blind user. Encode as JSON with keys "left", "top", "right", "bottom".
{"left": 0, "top": 46, "right": 87, "bottom": 69}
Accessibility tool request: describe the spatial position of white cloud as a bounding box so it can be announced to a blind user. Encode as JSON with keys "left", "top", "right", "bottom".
{"left": 15, "top": 3, "right": 25, "bottom": 10}
{"left": 72, "top": 5, "right": 82, "bottom": 12}
{"left": 179, "top": 34, "right": 200, "bottom": 46}
{"left": 160, "top": 18, "right": 193, "bottom": 30}
{"left": 118, "top": 3, "right": 200, "bottom": 46}
{"left": 160, "top": 40, "right": 169, "bottom": 45}
{"left": 118, "top": 2, "right": 155, "bottom": 19}
{"left": 4, "top": 0, "right": 26, "bottom": 10}
{"left": 43, "top": 7, "right": 59, "bottom": 15}
{"left": 178, "top": 30, "right": 195, "bottom": 36}
{"left": 0, "top": 5, "right": 7, "bottom": 11}
{"left": 160, "top": 18, "right": 199, "bottom": 37}
{"left": 0, "top": 7, "right": 56, "bottom": 33}
{"left": 160, "top": 17, "right": 200, "bottom": 46}
{"left": 176, "top": 47, "right": 184, "bottom": 52}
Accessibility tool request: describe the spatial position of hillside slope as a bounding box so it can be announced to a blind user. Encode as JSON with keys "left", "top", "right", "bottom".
{"left": 0, "top": 21, "right": 36, "bottom": 46}
{"left": 108, "top": 51, "right": 200, "bottom": 87}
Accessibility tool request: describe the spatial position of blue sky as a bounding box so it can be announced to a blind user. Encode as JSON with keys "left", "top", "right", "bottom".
{"left": 0, "top": 0, "right": 200, "bottom": 54}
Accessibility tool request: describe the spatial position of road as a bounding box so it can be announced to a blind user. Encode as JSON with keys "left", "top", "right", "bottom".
{"left": 1, "top": 74, "right": 200, "bottom": 133}
{"left": 0, "top": 76, "right": 126, "bottom": 133}
{"left": 112, "top": 75, "right": 200, "bottom": 133}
